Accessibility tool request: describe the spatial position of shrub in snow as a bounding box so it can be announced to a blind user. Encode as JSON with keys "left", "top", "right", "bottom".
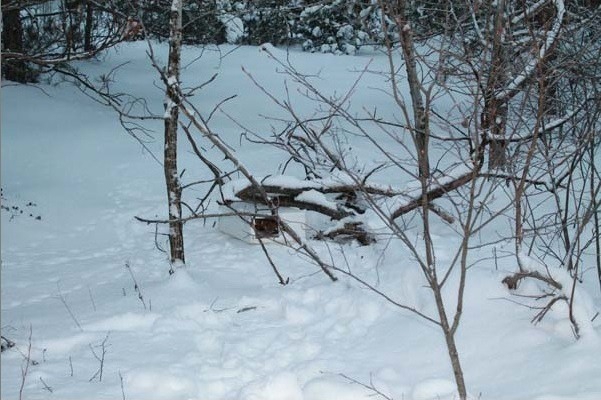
{"left": 179, "top": 0, "right": 227, "bottom": 44}
{"left": 405, "top": 1, "right": 459, "bottom": 38}
{"left": 107, "top": 0, "right": 389, "bottom": 52}
{"left": 234, "top": 0, "right": 293, "bottom": 46}
{"left": 502, "top": 253, "right": 600, "bottom": 341}
{"left": 219, "top": 13, "right": 245, "bottom": 44}
{"left": 293, "top": 0, "right": 372, "bottom": 54}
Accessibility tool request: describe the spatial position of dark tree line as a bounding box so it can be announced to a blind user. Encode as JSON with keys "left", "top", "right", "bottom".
{"left": 5, "top": 0, "right": 600, "bottom": 81}
{"left": 1, "top": 0, "right": 124, "bottom": 82}
{"left": 0, "top": 0, "right": 470, "bottom": 82}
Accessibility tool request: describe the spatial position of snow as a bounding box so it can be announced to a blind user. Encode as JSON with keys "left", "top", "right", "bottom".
{"left": 167, "top": 76, "right": 178, "bottom": 86}
{"left": 300, "top": 5, "right": 323, "bottom": 18}
{"left": 221, "top": 175, "right": 321, "bottom": 202}
{"left": 412, "top": 378, "right": 457, "bottom": 400}
{"left": 517, "top": 252, "right": 599, "bottom": 341}
{"left": 261, "top": 175, "right": 319, "bottom": 190}
{"left": 295, "top": 189, "right": 338, "bottom": 211}
{"left": 82, "top": 312, "right": 160, "bottom": 332}
{"left": 240, "top": 372, "right": 304, "bottom": 400}
{"left": 2, "top": 42, "right": 600, "bottom": 400}
{"left": 344, "top": 44, "right": 357, "bottom": 56}
{"left": 303, "top": 376, "right": 374, "bottom": 400}
{"left": 164, "top": 99, "right": 175, "bottom": 118}
{"left": 220, "top": 13, "right": 245, "bottom": 44}
{"left": 126, "top": 369, "right": 197, "bottom": 399}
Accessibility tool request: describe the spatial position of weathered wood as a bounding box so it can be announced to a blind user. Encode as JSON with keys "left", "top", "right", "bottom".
{"left": 236, "top": 183, "right": 403, "bottom": 199}
{"left": 502, "top": 270, "right": 563, "bottom": 291}
{"left": 320, "top": 222, "right": 375, "bottom": 246}
{"left": 232, "top": 173, "right": 472, "bottom": 228}
{"left": 232, "top": 192, "right": 353, "bottom": 221}
{"left": 390, "top": 172, "right": 474, "bottom": 220}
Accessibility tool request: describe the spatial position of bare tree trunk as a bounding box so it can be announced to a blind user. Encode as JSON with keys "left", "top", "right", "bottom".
{"left": 541, "top": 52, "right": 558, "bottom": 117}
{"left": 389, "top": 0, "right": 430, "bottom": 180}
{"left": 164, "top": 0, "right": 185, "bottom": 266}
{"left": 427, "top": 258, "right": 467, "bottom": 400}
{"left": 2, "top": 4, "right": 27, "bottom": 82}
{"left": 591, "top": 141, "right": 601, "bottom": 293}
{"left": 84, "top": 1, "right": 94, "bottom": 52}
{"left": 383, "top": 2, "right": 466, "bottom": 398}
{"left": 483, "top": 0, "right": 508, "bottom": 170}
{"left": 63, "top": 0, "right": 82, "bottom": 57}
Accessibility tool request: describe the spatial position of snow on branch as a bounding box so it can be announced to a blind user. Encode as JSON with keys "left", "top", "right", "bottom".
{"left": 222, "top": 167, "right": 472, "bottom": 230}
{"left": 499, "top": 106, "right": 585, "bottom": 143}
{"left": 510, "top": 0, "right": 551, "bottom": 26}
{"left": 222, "top": 176, "right": 365, "bottom": 222}
{"left": 390, "top": 171, "right": 475, "bottom": 221}
{"left": 495, "top": 0, "right": 565, "bottom": 101}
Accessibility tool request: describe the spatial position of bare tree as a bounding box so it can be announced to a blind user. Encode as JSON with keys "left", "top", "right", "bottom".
{"left": 234, "top": 37, "right": 489, "bottom": 399}
{"left": 222, "top": 1, "right": 599, "bottom": 396}
{"left": 481, "top": 1, "right": 601, "bottom": 335}
{"left": 163, "top": 0, "right": 186, "bottom": 266}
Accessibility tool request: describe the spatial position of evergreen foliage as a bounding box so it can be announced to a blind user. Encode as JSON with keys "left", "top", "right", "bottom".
{"left": 5, "top": 0, "right": 601, "bottom": 83}
{"left": 2, "top": 0, "right": 122, "bottom": 83}
{"left": 294, "top": 0, "right": 367, "bottom": 54}
{"left": 237, "top": 0, "right": 292, "bottom": 46}
{"left": 115, "top": 0, "right": 227, "bottom": 44}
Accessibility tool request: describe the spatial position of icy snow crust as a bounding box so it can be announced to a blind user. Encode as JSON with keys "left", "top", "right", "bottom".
{"left": 2, "top": 42, "right": 601, "bottom": 400}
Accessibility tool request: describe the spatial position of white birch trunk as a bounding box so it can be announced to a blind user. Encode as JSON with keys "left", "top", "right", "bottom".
{"left": 164, "top": 0, "right": 185, "bottom": 266}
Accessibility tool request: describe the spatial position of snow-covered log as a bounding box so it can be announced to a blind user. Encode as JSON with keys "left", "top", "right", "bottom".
{"left": 220, "top": 168, "right": 475, "bottom": 244}
{"left": 221, "top": 176, "right": 373, "bottom": 244}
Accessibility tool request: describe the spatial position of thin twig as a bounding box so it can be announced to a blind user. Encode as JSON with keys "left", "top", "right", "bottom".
{"left": 56, "top": 282, "right": 83, "bottom": 332}
{"left": 88, "top": 286, "right": 97, "bottom": 312}
{"left": 119, "top": 371, "right": 126, "bottom": 400}
{"left": 89, "top": 332, "right": 110, "bottom": 382}
{"left": 338, "top": 373, "right": 393, "bottom": 400}
{"left": 257, "top": 235, "right": 289, "bottom": 285}
{"left": 125, "top": 262, "right": 147, "bottom": 310}
{"left": 19, "top": 325, "right": 33, "bottom": 400}
{"left": 39, "top": 377, "right": 53, "bottom": 393}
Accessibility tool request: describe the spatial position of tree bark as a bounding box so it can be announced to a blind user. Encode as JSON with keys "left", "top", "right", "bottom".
{"left": 164, "top": 0, "right": 185, "bottom": 266}
{"left": 84, "top": 1, "right": 94, "bottom": 52}
{"left": 392, "top": 0, "right": 430, "bottom": 180}
{"left": 2, "top": 4, "right": 27, "bottom": 82}
{"left": 592, "top": 143, "right": 601, "bottom": 293}
{"left": 483, "top": 0, "right": 508, "bottom": 170}
{"left": 430, "top": 278, "right": 468, "bottom": 400}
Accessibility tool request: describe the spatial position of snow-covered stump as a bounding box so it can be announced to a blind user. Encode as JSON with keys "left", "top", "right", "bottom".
{"left": 218, "top": 201, "right": 308, "bottom": 245}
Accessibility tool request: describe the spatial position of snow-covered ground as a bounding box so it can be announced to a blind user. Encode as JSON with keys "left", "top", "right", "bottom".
{"left": 2, "top": 42, "right": 600, "bottom": 400}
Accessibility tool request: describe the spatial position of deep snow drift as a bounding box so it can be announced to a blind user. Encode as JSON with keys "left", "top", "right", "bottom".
{"left": 2, "top": 42, "right": 601, "bottom": 400}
